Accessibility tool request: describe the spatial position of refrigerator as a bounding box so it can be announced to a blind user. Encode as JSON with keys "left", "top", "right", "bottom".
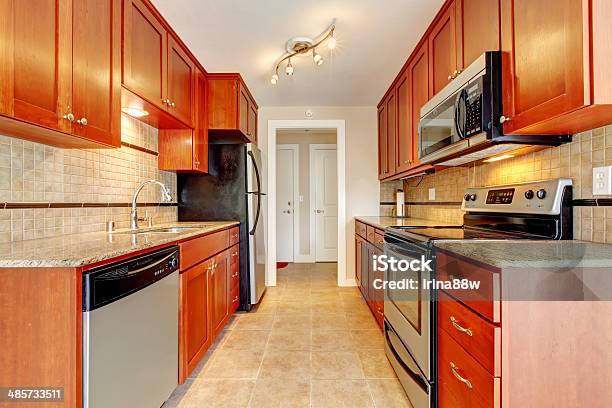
{"left": 177, "top": 143, "right": 266, "bottom": 310}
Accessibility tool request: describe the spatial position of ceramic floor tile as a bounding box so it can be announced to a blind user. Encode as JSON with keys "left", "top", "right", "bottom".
{"left": 277, "top": 301, "right": 313, "bottom": 315}
{"left": 357, "top": 349, "right": 397, "bottom": 378}
{"left": 367, "top": 379, "right": 413, "bottom": 408}
{"left": 233, "top": 314, "right": 275, "bottom": 331}
{"left": 247, "top": 379, "right": 310, "bottom": 408}
{"left": 267, "top": 330, "right": 312, "bottom": 351}
{"left": 272, "top": 313, "right": 312, "bottom": 332}
{"left": 312, "top": 313, "right": 349, "bottom": 331}
{"left": 349, "top": 330, "right": 384, "bottom": 350}
{"left": 311, "top": 380, "right": 374, "bottom": 408}
{"left": 222, "top": 330, "right": 271, "bottom": 352}
{"left": 311, "top": 330, "right": 354, "bottom": 351}
{"left": 202, "top": 349, "right": 264, "bottom": 379}
{"left": 162, "top": 378, "right": 193, "bottom": 407}
{"left": 180, "top": 379, "right": 255, "bottom": 408}
{"left": 258, "top": 350, "right": 312, "bottom": 379}
{"left": 347, "top": 313, "right": 380, "bottom": 330}
{"left": 311, "top": 351, "right": 365, "bottom": 379}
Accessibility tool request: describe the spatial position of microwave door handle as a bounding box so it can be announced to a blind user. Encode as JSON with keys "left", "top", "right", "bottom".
{"left": 454, "top": 90, "right": 467, "bottom": 140}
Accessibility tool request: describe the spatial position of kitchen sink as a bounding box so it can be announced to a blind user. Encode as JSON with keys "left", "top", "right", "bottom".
{"left": 113, "top": 225, "right": 206, "bottom": 235}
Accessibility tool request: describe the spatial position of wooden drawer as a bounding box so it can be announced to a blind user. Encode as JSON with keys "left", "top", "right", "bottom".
{"left": 438, "top": 291, "right": 501, "bottom": 376}
{"left": 356, "top": 221, "right": 367, "bottom": 238}
{"left": 374, "top": 232, "right": 385, "bottom": 248}
{"left": 366, "top": 225, "right": 376, "bottom": 242}
{"left": 180, "top": 229, "right": 230, "bottom": 271}
{"left": 230, "top": 257, "right": 239, "bottom": 290}
{"left": 438, "top": 328, "right": 500, "bottom": 408}
{"left": 436, "top": 251, "right": 501, "bottom": 323}
{"left": 229, "top": 226, "right": 240, "bottom": 246}
{"left": 229, "top": 284, "right": 240, "bottom": 313}
{"left": 229, "top": 244, "right": 239, "bottom": 265}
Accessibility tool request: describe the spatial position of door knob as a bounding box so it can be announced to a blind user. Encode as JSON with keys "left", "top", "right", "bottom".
{"left": 77, "top": 117, "right": 88, "bottom": 126}
{"left": 315, "top": 209, "right": 324, "bottom": 214}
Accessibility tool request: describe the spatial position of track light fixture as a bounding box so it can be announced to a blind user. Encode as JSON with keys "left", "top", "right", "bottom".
{"left": 270, "top": 19, "right": 336, "bottom": 85}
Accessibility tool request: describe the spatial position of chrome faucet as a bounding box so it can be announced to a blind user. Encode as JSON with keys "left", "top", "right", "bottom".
{"left": 130, "top": 180, "right": 172, "bottom": 230}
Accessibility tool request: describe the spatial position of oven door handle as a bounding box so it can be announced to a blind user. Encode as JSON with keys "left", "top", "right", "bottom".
{"left": 385, "top": 322, "right": 429, "bottom": 393}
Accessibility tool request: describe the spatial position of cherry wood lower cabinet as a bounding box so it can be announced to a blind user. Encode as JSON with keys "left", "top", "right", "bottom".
{"left": 355, "top": 220, "right": 385, "bottom": 329}
{"left": 436, "top": 250, "right": 612, "bottom": 407}
{"left": 178, "top": 226, "right": 240, "bottom": 383}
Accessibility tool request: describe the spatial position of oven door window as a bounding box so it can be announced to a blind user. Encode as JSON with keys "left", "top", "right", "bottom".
{"left": 384, "top": 242, "right": 430, "bottom": 335}
{"left": 418, "top": 91, "right": 461, "bottom": 159}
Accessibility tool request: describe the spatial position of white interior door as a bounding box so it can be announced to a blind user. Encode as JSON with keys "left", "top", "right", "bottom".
{"left": 313, "top": 146, "right": 338, "bottom": 261}
{"left": 276, "top": 146, "right": 297, "bottom": 262}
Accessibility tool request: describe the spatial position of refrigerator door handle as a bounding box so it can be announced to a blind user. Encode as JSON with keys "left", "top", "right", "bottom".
{"left": 247, "top": 151, "right": 262, "bottom": 195}
{"left": 250, "top": 192, "right": 261, "bottom": 236}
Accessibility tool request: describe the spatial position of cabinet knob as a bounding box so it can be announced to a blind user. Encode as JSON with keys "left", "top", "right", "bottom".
{"left": 447, "top": 74, "right": 453, "bottom": 81}
{"left": 170, "top": 101, "right": 176, "bottom": 108}
{"left": 63, "top": 113, "right": 75, "bottom": 122}
{"left": 500, "top": 115, "right": 511, "bottom": 124}
{"left": 162, "top": 98, "right": 170, "bottom": 105}
{"left": 77, "top": 117, "right": 88, "bottom": 126}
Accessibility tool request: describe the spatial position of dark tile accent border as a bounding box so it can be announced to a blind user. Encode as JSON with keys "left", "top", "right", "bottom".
{"left": 572, "top": 199, "right": 612, "bottom": 207}
{"left": 120, "top": 141, "right": 159, "bottom": 156}
{"left": 2, "top": 202, "right": 177, "bottom": 210}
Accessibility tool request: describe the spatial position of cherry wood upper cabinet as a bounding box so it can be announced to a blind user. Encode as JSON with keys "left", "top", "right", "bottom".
{"left": 501, "top": 0, "right": 612, "bottom": 135}
{"left": 158, "top": 71, "right": 208, "bottom": 173}
{"left": 409, "top": 43, "right": 430, "bottom": 168}
{"left": 207, "top": 73, "right": 259, "bottom": 144}
{"left": 167, "top": 36, "right": 195, "bottom": 127}
{"left": 429, "top": 2, "right": 457, "bottom": 96}
{"left": 0, "top": 0, "right": 121, "bottom": 148}
{"left": 122, "top": 0, "right": 167, "bottom": 110}
{"left": 377, "top": 103, "right": 388, "bottom": 179}
{"left": 72, "top": 0, "right": 121, "bottom": 146}
{"left": 455, "top": 0, "right": 500, "bottom": 70}
{"left": 386, "top": 92, "right": 397, "bottom": 176}
{"left": 396, "top": 71, "right": 412, "bottom": 173}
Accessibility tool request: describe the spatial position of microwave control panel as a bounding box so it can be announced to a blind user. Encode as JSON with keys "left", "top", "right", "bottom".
{"left": 464, "top": 81, "right": 483, "bottom": 137}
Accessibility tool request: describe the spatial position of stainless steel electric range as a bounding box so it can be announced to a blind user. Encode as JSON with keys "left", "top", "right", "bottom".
{"left": 382, "top": 178, "right": 573, "bottom": 407}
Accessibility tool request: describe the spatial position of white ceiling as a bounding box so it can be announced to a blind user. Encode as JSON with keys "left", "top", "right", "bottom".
{"left": 152, "top": 0, "right": 445, "bottom": 107}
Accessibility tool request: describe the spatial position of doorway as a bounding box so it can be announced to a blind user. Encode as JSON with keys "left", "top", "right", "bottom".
{"left": 276, "top": 144, "right": 299, "bottom": 262}
{"left": 267, "top": 120, "right": 347, "bottom": 286}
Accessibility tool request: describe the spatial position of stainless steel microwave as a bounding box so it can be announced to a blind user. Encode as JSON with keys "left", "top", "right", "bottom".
{"left": 418, "top": 52, "right": 569, "bottom": 166}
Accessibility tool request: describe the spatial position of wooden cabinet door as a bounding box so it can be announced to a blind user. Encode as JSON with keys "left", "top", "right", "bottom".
{"left": 71, "top": 0, "right": 121, "bottom": 146}
{"left": 500, "top": 0, "right": 585, "bottom": 134}
{"left": 395, "top": 71, "right": 412, "bottom": 173}
{"left": 248, "top": 103, "right": 258, "bottom": 143}
{"left": 167, "top": 35, "right": 195, "bottom": 127}
{"left": 238, "top": 86, "right": 249, "bottom": 136}
{"left": 429, "top": 2, "right": 457, "bottom": 95}
{"left": 377, "top": 104, "right": 387, "bottom": 179}
{"left": 0, "top": 0, "right": 72, "bottom": 132}
{"left": 385, "top": 91, "right": 397, "bottom": 176}
{"left": 122, "top": 0, "right": 167, "bottom": 109}
{"left": 455, "top": 0, "right": 500, "bottom": 70}
{"left": 182, "top": 262, "right": 210, "bottom": 370}
{"left": 409, "top": 43, "right": 430, "bottom": 167}
{"left": 193, "top": 72, "right": 208, "bottom": 173}
{"left": 209, "top": 251, "right": 229, "bottom": 335}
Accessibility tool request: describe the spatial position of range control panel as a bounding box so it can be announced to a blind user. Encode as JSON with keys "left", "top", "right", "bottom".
{"left": 461, "top": 179, "right": 573, "bottom": 215}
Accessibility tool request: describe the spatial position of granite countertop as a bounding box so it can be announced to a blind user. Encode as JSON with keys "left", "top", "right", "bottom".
{"left": 434, "top": 240, "right": 612, "bottom": 269}
{"left": 0, "top": 221, "right": 239, "bottom": 268}
{"left": 355, "top": 216, "right": 461, "bottom": 229}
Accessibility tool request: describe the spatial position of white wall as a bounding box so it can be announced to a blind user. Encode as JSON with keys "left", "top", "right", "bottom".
{"left": 259, "top": 106, "right": 379, "bottom": 284}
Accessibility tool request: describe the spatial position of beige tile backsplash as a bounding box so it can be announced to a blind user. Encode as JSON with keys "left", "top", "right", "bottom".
{"left": 398, "top": 124, "right": 612, "bottom": 243}
{"left": 0, "top": 114, "right": 178, "bottom": 242}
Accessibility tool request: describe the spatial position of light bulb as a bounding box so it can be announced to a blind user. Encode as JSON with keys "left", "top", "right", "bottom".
{"left": 327, "top": 36, "right": 336, "bottom": 50}
{"left": 286, "top": 59, "right": 294, "bottom": 76}
{"left": 270, "top": 73, "right": 278, "bottom": 85}
{"left": 313, "top": 50, "right": 323, "bottom": 66}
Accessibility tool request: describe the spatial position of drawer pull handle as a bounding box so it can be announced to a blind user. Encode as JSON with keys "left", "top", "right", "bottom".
{"left": 232, "top": 272, "right": 239, "bottom": 278}
{"left": 450, "top": 362, "right": 473, "bottom": 389}
{"left": 450, "top": 316, "right": 473, "bottom": 336}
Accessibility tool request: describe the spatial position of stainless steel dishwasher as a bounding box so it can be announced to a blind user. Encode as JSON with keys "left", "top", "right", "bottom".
{"left": 82, "top": 246, "right": 179, "bottom": 408}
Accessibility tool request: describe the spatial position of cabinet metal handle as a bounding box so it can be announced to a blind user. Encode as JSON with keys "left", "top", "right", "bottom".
{"left": 63, "top": 113, "right": 75, "bottom": 122}
{"left": 162, "top": 98, "right": 170, "bottom": 105}
{"left": 232, "top": 271, "right": 238, "bottom": 278}
{"left": 170, "top": 101, "right": 176, "bottom": 108}
{"left": 450, "top": 316, "right": 473, "bottom": 336}
{"left": 376, "top": 307, "right": 384, "bottom": 316}
{"left": 450, "top": 362, "right": 473, "bottom": 389}
{"left": 232, "top": 295, "right": 239, "bottom": 303}
{"left": 500, "top": 115, "right": 511, "bottom": 124}
{"left": 77, "top": 117, "right": 88, "bottom": 126}
{"left": 448, "top": 74, "right": 453, "bottom": 81}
